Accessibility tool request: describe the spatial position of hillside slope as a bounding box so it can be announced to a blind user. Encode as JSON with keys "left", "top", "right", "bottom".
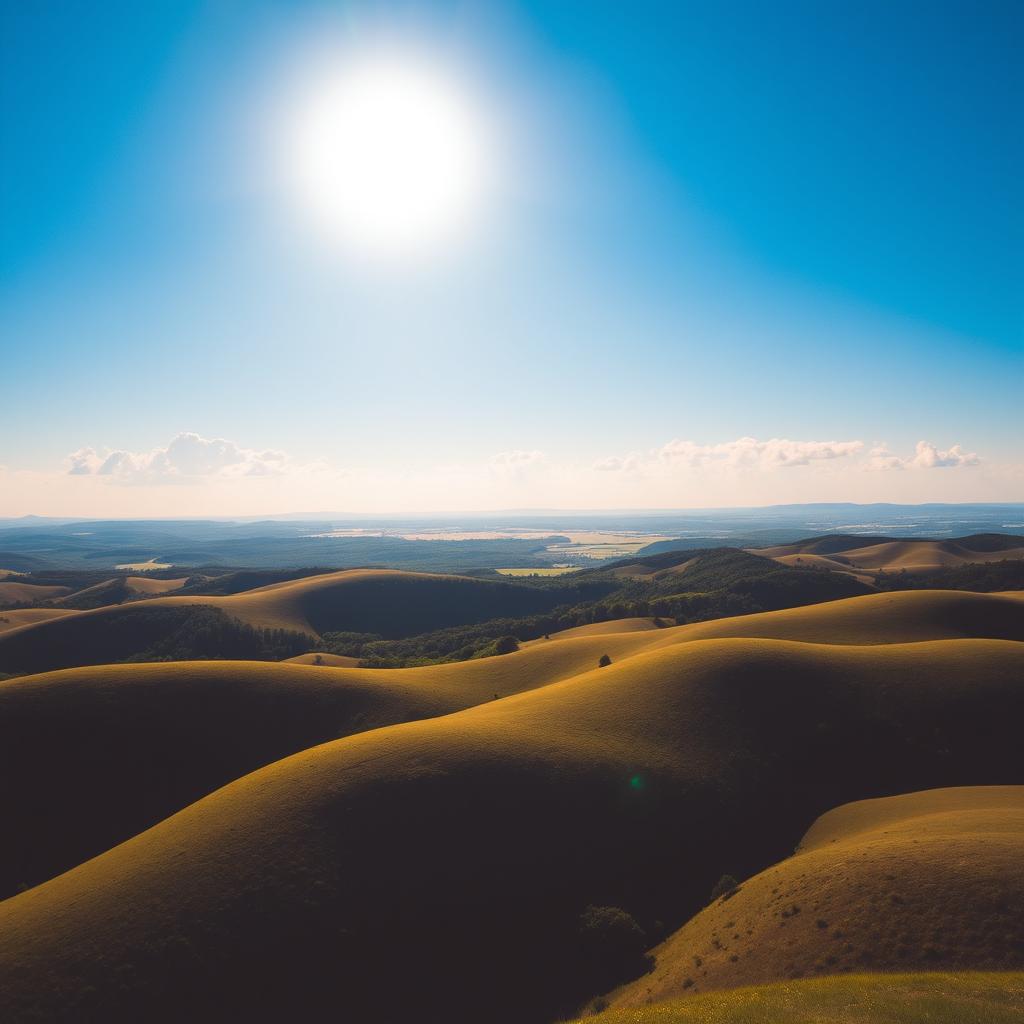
{"left": 576, "top": 972, "right": 1024, "bottom": 1024}
{"left": 0, "top": 569, "right": 566, "bottom": 674}
{"left": 0, "top": 637, "right": 1021, "bottom": 1023}
{"left": 0, "top": 630, "right": 650, "bottom": 898}
{"left": 753, "top": 534, "right": 1024, "bottom": 577}
{"left": 0, "top": 580, "right": 71, "bottom": 605}
{"left": 642, "top": 589, "right": 1024, "bottom": 647}
{"left": 0, "top": 608, "right": 78, "bottom": 635}
{"left": 607, "top": 786, "right": 1024, "bottom": 1008}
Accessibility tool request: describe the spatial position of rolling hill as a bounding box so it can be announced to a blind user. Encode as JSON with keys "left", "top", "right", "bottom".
{"left": 752, "top": 533, "right": 1024, "bottom": 577}
{"left": 574, "top": 972, "right": 1024, "bottom": 1024}
{"left": 1, "top": 588, "right": 1022, "bottom": 898}
{"left": 0, "top": 607, "right": 79, "bottom": 635}
{"left": 0, "top": 628, "right": 665, "bottom": 897}
{"left": 606, "top": 786, "right": 1024, "bottom": 1008}
{"left": 55, "top": 574, "right": 189, "bottom": 608}
{"left": 0, "top": 580, "right": 72, "bottom": 605}
{"left": 0, "top": 632, "right": 1021, "bottom": 1022}
{"left": 0, "top": 569, "right": 569, "bottom": 674}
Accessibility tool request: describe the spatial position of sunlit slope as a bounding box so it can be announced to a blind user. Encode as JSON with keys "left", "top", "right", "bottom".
{"left": 577, "top": 973, "right": 1024, "bottom": 1024}
{"left": 0, "top": 638, "right": 1021, "bottom": 1023}
{"left": 0, "top": 631, "right": 652, "bottom": 898}
{"left": 526, "top": 616, "right": 671, "bottom": 643}
{"left": 0, "top": 608, "right": 78, "bottom": 635}
{"left": 753, "top": 534, "right": 1024, "bottom": 575}
{"left": 284, "top": 651, "right": 363, "bottom": 667}
{"left": 645, "top": 589, "right": 1024, "bottom": 646}
{"left": 609, "top": 787, "right": 1024, "bottom": 1008}
{"left": 0, "top": 568, "right": 562, "bottom": 673}
{"left": 54, "top": 574, "right": 189, "bottom": 609}
{"left": 0, "top": 580, "right": 71, "bottom": 604}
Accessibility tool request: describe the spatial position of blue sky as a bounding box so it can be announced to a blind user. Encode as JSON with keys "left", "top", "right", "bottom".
{"left": 1, "top": 0, "right": 1021, "bottom": 514}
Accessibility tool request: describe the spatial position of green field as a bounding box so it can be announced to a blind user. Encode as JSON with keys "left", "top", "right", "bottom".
{"left": 574, "top": 972, "right": 1024, "bottom": 1024}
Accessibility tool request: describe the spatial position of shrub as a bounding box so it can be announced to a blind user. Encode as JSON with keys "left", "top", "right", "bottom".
{"left": 578, "top": 904, "right": 648, "bottom": 981}
{"left": 710, "top": 874, "right": 740, "bottom": 901}
{"left": 598, "top": 653, "right": 612, "bottom": 667}
{"left": 494, "top": 635, "right": 520, "bottom": 655}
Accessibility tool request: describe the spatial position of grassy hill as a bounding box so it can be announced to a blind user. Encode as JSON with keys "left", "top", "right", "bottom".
{"left": 55, "top": 574, "right": 188, "bottom": 609}
{"left": 0, "top": 608, "right": 78, "bottom": 635}
{"left": 639, "top": 589, "right": 1024, "bottom": 646}
{"left": 0, "top": 580, "right": 72, "bottom": 605}
{"left": 572, "top": 972, "right": 1024, "bottom": 1023}
{"left": 0, "top": 630, "right": 1021, "bottom": 1022}
{"left": 606, "top": 786, "right": 1024, "bottom": 1008}
{"left": 2, "top": 589, "right": 1022, "bottom": 898}
{"left": 0, "top": 628, "right": 669, "bottom": 898}
{"left": 752, "top": 533, "right": 1024, "bottom": 578}
{"left": 0, "top": 569, "right": 572, "bottom": 675}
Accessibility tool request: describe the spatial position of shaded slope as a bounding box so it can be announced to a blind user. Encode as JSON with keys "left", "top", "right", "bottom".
{"left": 0, "top": 629, "right": 659, "bottom": 897}
{"left": 0, "top": 569, "right": 566, "bottom": 674}
{"left": 608, "top": 787, "right": 1024, "bottom": 1007}
{"left": 578, "top": 972, "right": 1024, "bottom": 1024}
{"left": 0, "top": 638, "right": 1022, "bottom": 1023}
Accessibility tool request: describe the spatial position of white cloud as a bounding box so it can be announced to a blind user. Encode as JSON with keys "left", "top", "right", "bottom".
{"left": 869, "top": 440, "right": 981, "bottom": 471}
{"left": 67, "top": 447, "right": 102, "bottom": 475}
{"left": 66, "top": 432, "right": 290, "bottom": 483}
{"left": 489, "top": 449, "right": 546, "bottom": 469}
{"left": 910, "top": 440, "right": 980, "bottom": 469}
{"left": 657, "top": 436, "right": 864, "bottom": 470}
{"left": 594, "top": 453, "right": 641, "bottom": 472}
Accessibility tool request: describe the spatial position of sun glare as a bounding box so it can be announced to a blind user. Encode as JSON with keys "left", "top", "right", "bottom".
{"left": 288, "top": 54, "right": 486, "bottom": 255}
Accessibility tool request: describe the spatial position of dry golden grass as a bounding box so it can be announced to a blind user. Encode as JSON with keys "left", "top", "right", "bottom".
{"left": 0, "top": 634, "right": 1021, "bottom": 1022}
{"left": 283, "top": 651, "right": 363, "bottom": 667}
{"left": 575, "top": 972, "right": 1024, "bottom": 1024}
{"left": 0, "top": 608, "right": 79, "bottom": 634}
{"left": 122, "top": 575, "right": 189, "bottom": 595}
{"left": 0, "top": 581, "right": 71, "bottom": 604}
{"left": 644, "top": 589, "right": 1024, "bottom": 646}
{"left": 496, "top": 567, "right": 581, "bottom": 577}
{"left": 754, "top": 538, "right": 1024, "bottom": 577}
{"left": 526, "top": 617, "right": 672, "bottom": 643}
{"left": 771, "top": 552, "right": 878, "bottom": 585}
{"left": 0, "top": 567, "right": 575, "bottom": 674}
{"left": 607, "top": 787, "right": 1024, "bottom": 1009}
{"left": 124, "top": 567, "right": 549, "bottom": 634}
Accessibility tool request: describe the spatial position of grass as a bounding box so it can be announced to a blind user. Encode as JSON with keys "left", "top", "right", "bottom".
{"left": 606, "top": 786, "right": 1024, "bottom": 1007}
{"left": 0, "top": 568, "right": 572, "bottom": 673}
{"left": 0, "top": 632, "right": 1022, "bottom": 1022}
{"left": 753, "top": 535, "right": 1024, "bottom": 578}
{"left": 574, "top": 972, "right": 1024, "bottom": 1023}
{"left": 496, "top": 567, "right": 581, "bottom": 576}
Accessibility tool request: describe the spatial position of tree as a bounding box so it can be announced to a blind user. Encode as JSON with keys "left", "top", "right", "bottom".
{"left": 494, "top": 635, "right": 519, "bottom": 655}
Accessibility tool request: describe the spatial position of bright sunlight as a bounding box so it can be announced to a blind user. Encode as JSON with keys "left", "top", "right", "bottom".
{"left": 287, "top": 53, "right": 486, "bottom": 255}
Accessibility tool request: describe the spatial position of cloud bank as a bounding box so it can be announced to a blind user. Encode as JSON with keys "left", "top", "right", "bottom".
{"left": 0, "top": 430, "right": 1001, "bottom": 517}
{"left": 67, "top": 433, "right": 289, "bottom": 482}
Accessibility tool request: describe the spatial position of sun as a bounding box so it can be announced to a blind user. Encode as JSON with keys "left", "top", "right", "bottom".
{"left": 288, "top": 54, "right": 486, "bottom": 255}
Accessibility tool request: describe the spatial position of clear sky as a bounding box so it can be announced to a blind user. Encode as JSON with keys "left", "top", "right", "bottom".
{"left": 1, "top": 0, "right": 1021, "bottom": 515}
